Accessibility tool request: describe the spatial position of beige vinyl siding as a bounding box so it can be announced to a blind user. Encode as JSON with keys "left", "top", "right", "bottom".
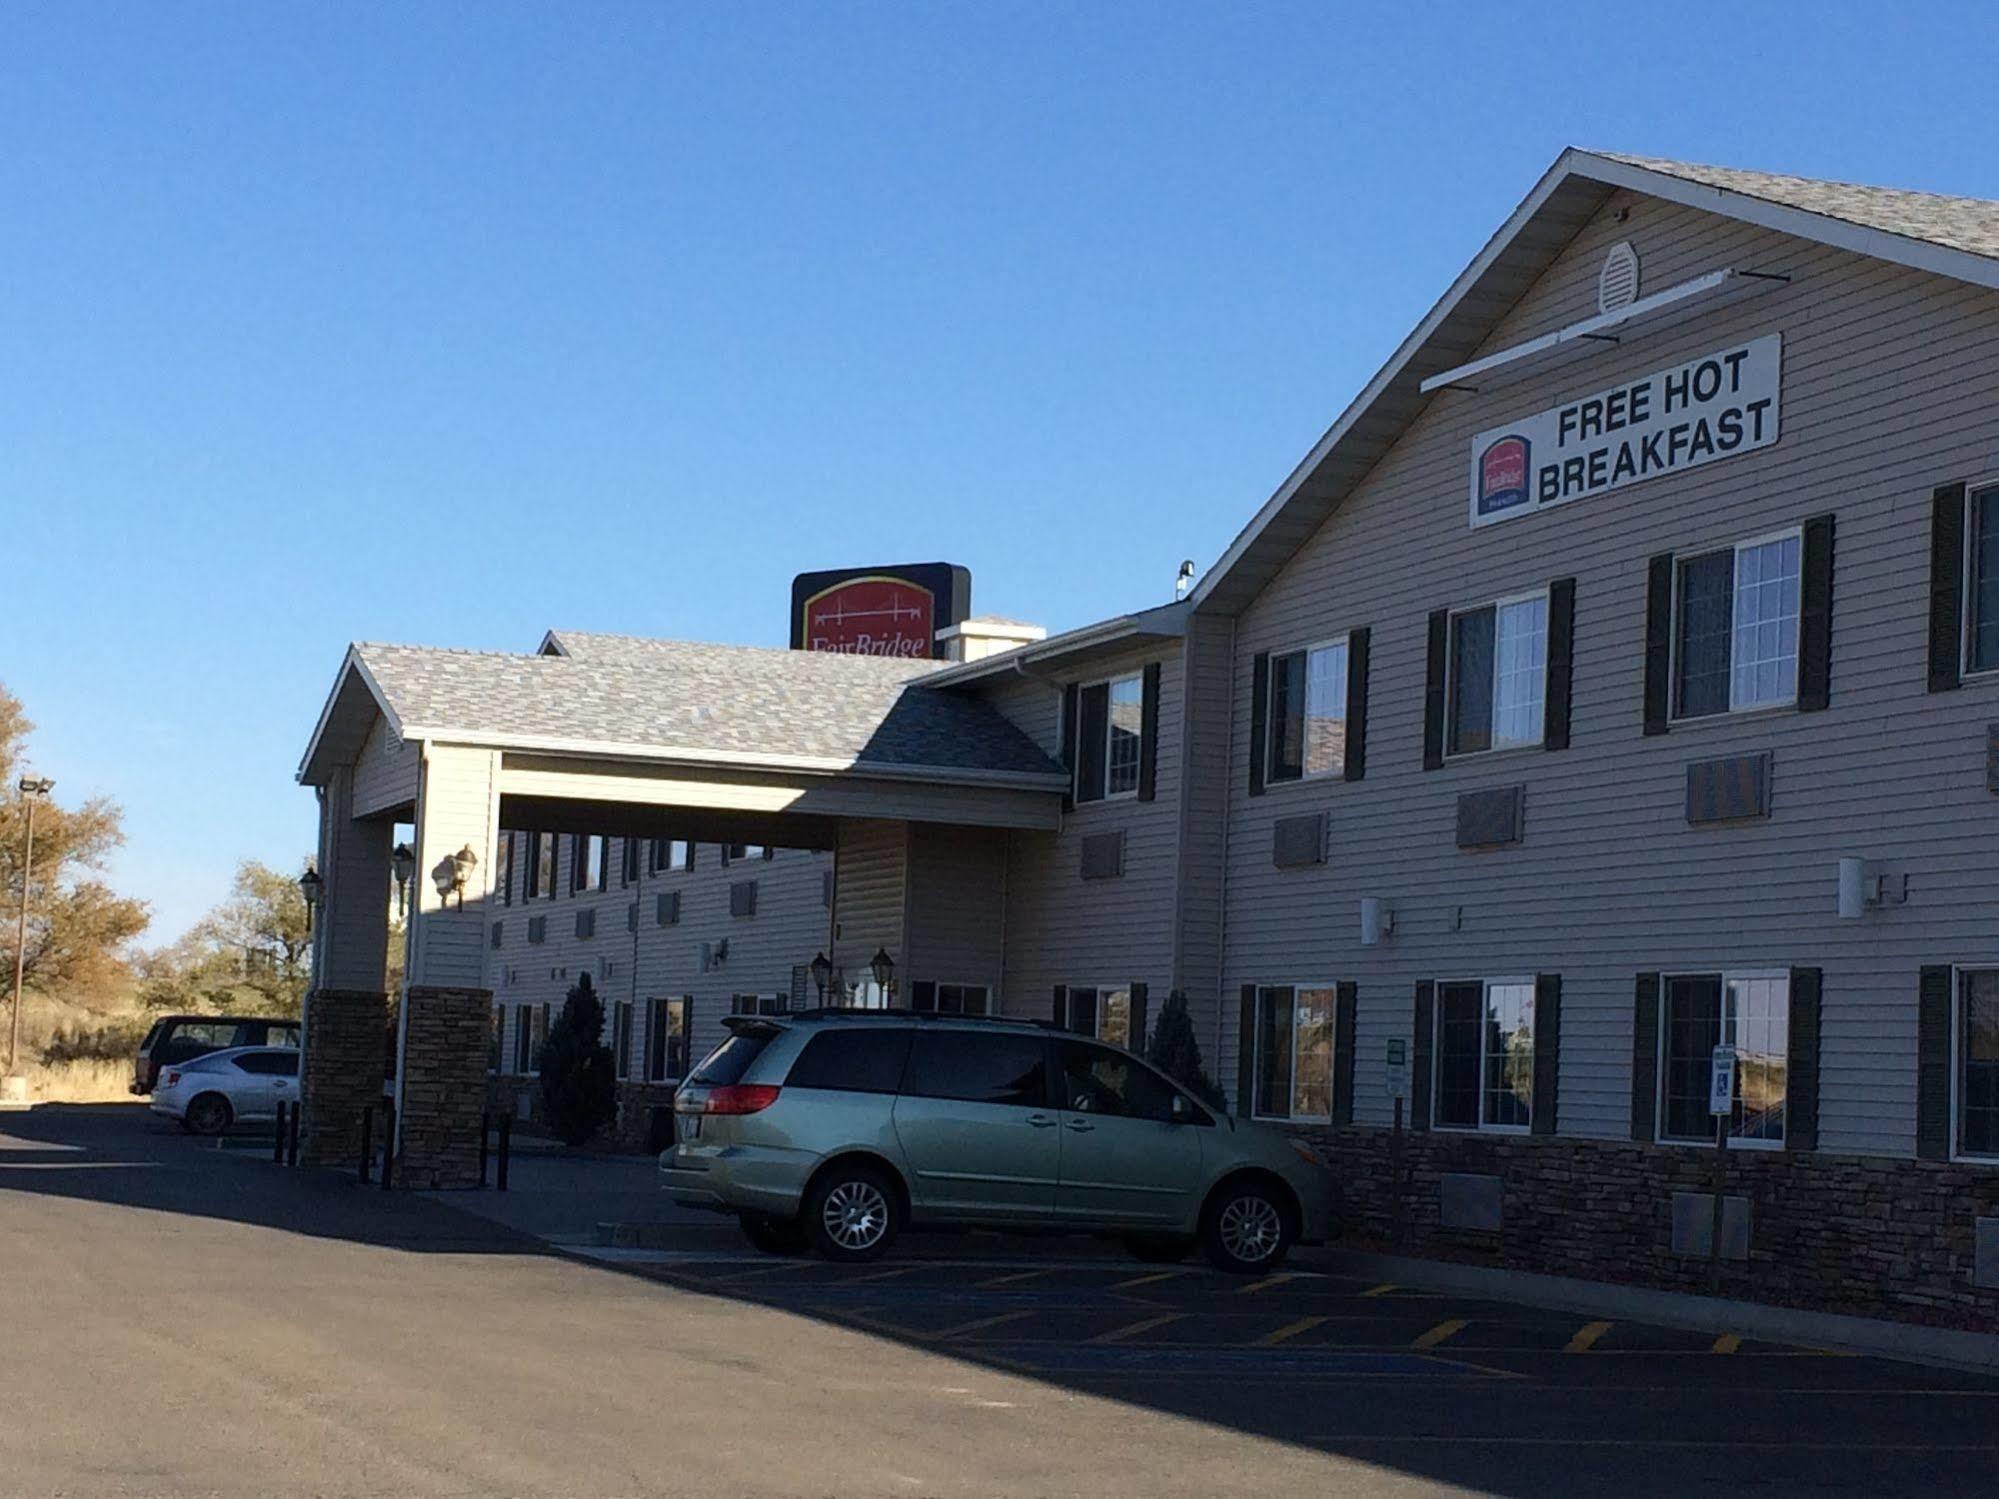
{"left": 1221, "top": 187, "right": 1999, "bottom": 1157}
{"left": 352, "top": 713, "right": 419, "bottom": 818}
{"left": 1174, "top": 613, "right": 1233, "bottom": 1063}
{"left": 312, "top": 764, "right": 394, "bottom": 993}
{"left": 986, "top": 640, "right": 1184, "bottom": 1025}
{"left": 406, "top": 743, "right": 501, "bottom": 992}
{"left": 831, "top": 820, "right": 908, "bottom": 983}
{"left": 904, "top": 823, "right": 1007, "bottom": 998}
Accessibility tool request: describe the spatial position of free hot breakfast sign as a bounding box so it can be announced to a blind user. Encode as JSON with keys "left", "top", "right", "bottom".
{"left": 1468, "top": 334, "right": 1782, "bottom": 528}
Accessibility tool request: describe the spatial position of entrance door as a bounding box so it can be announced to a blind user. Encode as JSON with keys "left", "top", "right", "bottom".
{"left": 891, "top": 1030, "right": 1060, "bottom": 1221}
{"left": 1050, "top": 1038, "right": 1206, "bottom": 1228}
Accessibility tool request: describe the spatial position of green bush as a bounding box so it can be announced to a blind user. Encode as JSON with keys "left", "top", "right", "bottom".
{"left": 1145, "top": 989, "right": 1224, "bottom": 1109}
{"left": 537, "top": 973, "right": 617, "bottom": 1146}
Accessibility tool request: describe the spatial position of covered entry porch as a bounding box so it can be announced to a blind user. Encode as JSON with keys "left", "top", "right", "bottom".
{"left": 297, "top": 636, "right": 1067, "bottom": 1186}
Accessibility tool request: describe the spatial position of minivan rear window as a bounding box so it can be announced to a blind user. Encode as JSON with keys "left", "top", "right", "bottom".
{"left": 784, "top": 1028, "right": 913, "bottom": 1094}
{"left": 690, "top": 1033, "right": 773, "bottom": 1087}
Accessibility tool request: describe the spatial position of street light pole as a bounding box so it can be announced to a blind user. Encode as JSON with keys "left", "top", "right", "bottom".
{"left": 8, "top": 777, "right": 55, "bottom": 1080}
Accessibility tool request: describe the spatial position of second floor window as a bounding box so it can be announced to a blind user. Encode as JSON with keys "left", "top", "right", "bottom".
{"left": 1970, "top": 482, "right": 1999, "bottom": 676}
{"left": 572, "top": 835, "right": 606, "bottom": 893}
{"left": 649, "top": 839, "right": 691, "bottom": 873}
{"left": 1076, "top": 674, "right": 1143, "bottom": 802}
{"left": 1675, "top": 530, "right": 1801, "bottom": 718}
{"left": 526, "top": 833, "right": 557, "bottom": 900}
{"left": 1267, "top": 639, "right": 1348, "bottom": 782}
{"left": 1448, "top": 593, "right": 1547, "bottom": 755}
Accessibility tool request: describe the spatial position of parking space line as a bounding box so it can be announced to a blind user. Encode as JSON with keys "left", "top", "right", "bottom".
{"left": 1564, "top": 1320, "right": 1613, "bottom": 1353}
{"left": 1090, "top": 1313, "right": 1187, "bottom": 1344}
{"left": 1358, "top": 1282, "right": 1400, "bottom": 1298}
{"left": 846, "top": 1266, "right": 921, "bottom": 1284}
{"left": 1254, "top": 1315, "right": 1330, "bottom": 1347}
{"left": 1411, "top": 1318, "right": 1469, "bottom": 1350}
{"left": 710, "top": 1261, "right": 816, "bottom": 1285}
{"left": 1233, "top": 1273, "right": 1297, "bottom": 1296}
{"left": 1712, "top": 1333, "right": 1741, "bottom": 1355}
{"left": 1112, "top": 1270, "right": 1187, "bottom": 1290}
{"left": 976, "top": 1269, "right": 1050, "bottom": 1288}
{"left": 931, "top": 1309, "right": 1037, "bottom": 1340}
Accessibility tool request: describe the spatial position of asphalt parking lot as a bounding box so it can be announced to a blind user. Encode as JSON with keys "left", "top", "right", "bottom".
{"left": 4, "top": 1104, "right": 1997, "bottom": 1497}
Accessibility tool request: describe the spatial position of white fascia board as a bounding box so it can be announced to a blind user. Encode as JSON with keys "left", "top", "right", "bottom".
{"left": 922, "top": 601, "right": 1190, "bottom": 688}
{"left": 408, "top": 729, "right": 1070, "bottom": 792}
{"left": 296, "top": 647, "right": 409, "bottom": 785}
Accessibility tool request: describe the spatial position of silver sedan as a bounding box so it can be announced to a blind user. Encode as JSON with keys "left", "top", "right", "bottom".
{"left": 149, "top": 1046, "right": 300, "bottom": 1135}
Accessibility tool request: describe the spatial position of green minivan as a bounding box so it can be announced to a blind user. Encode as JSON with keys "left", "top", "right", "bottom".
{"left": 660, "top": 1011, "right": 1334, "bottom": 1273}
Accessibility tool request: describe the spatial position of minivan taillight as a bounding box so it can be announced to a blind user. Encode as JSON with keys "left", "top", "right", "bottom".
{"left": 701, "top": 1084, "right": 781, "bottom": 1116}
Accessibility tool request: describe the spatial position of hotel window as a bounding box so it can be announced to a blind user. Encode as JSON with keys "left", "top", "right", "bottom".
{"left": 1433, "top": 978, "right": 1535, "bottom": 1131}
{"left": 1252, "top": 985, "right": 1335, "bottom": 1122}
{"left": 1659, "top": 972, "right": 1788, "bottom": 1146}
{"left": 724, "top": 844, "right": 770, "bottom": 863}
{"left": 650, "top": 839, "right": 691, "bottom": 874}
{"left": 496, "top": 832, "right": 514, "bottom": 906}
{"left": 612, "top": 999, "right": 634, "bottom": 1079}
{"left": 1266, "top": 639, "right": 1348, "bottom": 783}
{"left": 526, "top": 833, "right": 557, "bottom": 900}
{"left": 1674, "top": 530, "right": 1801, "bottom": 718}
{"left": 1075, "top": 674, "right": 1143, "bottom": 802}
{"left": 1969, "top": 483, "right": 1999, "bottom": 676}
{"left": 646, "top": 996, "right": 688, "bottom": 1083}
{"left": 1958, "top": 968, "right": 1999, "bottom": 1161}
{"left": 620, "top": 838, "right": 639, "bottom": 887}
{"left": 571, "top": 835, "right": 607, "bottom": 893}
{"left": 1060, "top": 985, "right": 1131, "bottom": 1048}
{"left": 1447, "top": 593, "right": 1547, "bottom": 755}
{"left": 912, "top": 982, "right": 990, "bottom": 1016}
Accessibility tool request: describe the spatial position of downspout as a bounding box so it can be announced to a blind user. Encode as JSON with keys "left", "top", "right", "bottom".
{"left": 1215, "top": 618, "right": 1236, "bottom": 1094}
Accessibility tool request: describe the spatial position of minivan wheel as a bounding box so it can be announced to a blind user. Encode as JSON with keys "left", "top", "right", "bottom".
{"left": 183, "top": 1094, "right": 233, "bottom": 1136}
{"left": 805, "top": 1164, "right": 900, "bottom": 1263}
{"left": 1201, "top": 1179, "right": 1294, "bottom": 1274}
{"left": 1123, "top": 1234, "right": 1192, "bottom": 1264}
{"left": 739, "top": 1212, "right": 809, "bottom": 1256}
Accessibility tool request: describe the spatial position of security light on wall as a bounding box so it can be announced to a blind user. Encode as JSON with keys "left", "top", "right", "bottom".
{"left": 1838, "top": 857, "right": 1908, "bottom": 919}
{"left": 432, "top": 844, "right": 479, "bottom": 908}
{"left": 1360, "top": 896, "right": 1395, "bottom": 947}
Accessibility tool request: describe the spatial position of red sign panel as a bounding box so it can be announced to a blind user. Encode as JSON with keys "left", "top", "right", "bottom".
{"left": 800, "top": 575, "right": 937, "bottom": 657}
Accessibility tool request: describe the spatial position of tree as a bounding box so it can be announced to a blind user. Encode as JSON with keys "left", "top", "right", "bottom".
{"left": 1145, "top": 990, "right": 1224, "bottom": 1109}
{"left": 538, "top": 973, "right": 616, "bottom": 1145}
{"left": 1, "top": 684, "right": 149, "bottom": 998}
{"left": 136, "top": 859, "right": 315, "bottom": 1017}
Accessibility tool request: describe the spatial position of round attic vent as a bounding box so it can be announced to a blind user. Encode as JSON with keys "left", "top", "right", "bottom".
{"left": 1598, "top": 240, "right": 1641, "bottom": 314}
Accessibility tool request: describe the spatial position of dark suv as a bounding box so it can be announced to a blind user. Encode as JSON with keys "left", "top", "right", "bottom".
{"left": 131, "top": 1015, "right": 302, "bottom": 1095}
{"left": 660, "top": 1010, "right": 1335, "bottom": 1272}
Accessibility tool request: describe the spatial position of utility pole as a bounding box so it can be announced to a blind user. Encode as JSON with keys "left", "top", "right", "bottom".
{"left": 7, "top": 776, "right": 55, "bottom": 1087}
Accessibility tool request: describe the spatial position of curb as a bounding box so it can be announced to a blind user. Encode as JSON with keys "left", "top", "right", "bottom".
{"left": 1300, "top": 1247, "right": 1999, "bottom": 1375}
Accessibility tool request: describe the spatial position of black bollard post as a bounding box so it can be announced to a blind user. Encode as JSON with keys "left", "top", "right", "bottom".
{"left": 479, "top": 1110, "right": 490, "bottom": 1188}
{"left": 359, "top": 1105, "right": 374, "bottom": 1185}
{"left": 273, "top": 1102, "right": 288, "bottom": 1163}
{"left": 380, "top": 1100, "right": 395, "bottom": 1191}
{"left": 497, "top": 1113, "right": 511, "bottom": 1192}
{"left": 287, "top": 1097, "right": 301, "bottom": 1167}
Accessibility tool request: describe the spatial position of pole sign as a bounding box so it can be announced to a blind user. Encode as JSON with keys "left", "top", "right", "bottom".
{"left": 789, "top": 563, "right": 971, "bottom": 658}
{"left": 1469, "top": 334, "right": 1782, "bottom": 528}
{"left": 1385, "top": 1037, "right": 1410, "bottom": 1101}
{"left": 1708, "top": 1045, "right": 1738, "bottom": 1118}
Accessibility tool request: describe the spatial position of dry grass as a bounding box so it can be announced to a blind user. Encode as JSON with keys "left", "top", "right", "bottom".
{"left": 5, "top": 987, "right": 148, "bottom": 1102}
{"left": 21, "top": 1059, "right": 136, "bottom": 1104}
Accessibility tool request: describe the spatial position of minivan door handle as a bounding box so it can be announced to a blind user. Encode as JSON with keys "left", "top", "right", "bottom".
{"left": 1025, "top": 1114, "right": 1057, "bottom": 1129}
{"left": 1065, "top": 1119, "right": 1095, "bottom": 1133}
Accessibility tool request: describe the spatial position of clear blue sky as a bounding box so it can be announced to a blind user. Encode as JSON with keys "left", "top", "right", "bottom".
{"left": 5, "top": 2, "right": 1996, "bottom": 944}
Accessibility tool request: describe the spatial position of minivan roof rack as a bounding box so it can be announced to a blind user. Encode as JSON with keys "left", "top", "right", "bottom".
{"left": 779, "top": 1007, "right": 1061, "bottom": 1029}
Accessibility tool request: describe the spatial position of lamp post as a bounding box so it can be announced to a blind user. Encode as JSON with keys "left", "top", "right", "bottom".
{"left": 869, "top": 947, "right": 895, "bottom": 1005}
{"left": 391, "top": 843, "right": 415, "bottom": 916}
{"left": 810, "top": 951, "right": 832, "bottom": 1004}
{"left": 298, "top": 867, "right": 323, "bottom": 933}
{"left": 8, "top": 776, "right": 55, "bottom": 1082}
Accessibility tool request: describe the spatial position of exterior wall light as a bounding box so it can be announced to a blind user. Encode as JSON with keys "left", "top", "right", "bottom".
{"left": 810, "top": 951, "right": 832, "bottom": 1001}
{"left": 1360, "top": 897, "right": 1395, "bottom": 947}
{"left": 433, "top": 844, "right": 479, "bottom": 908}
{"left": 869, "top": 947, "right": 896, "bottom": 997}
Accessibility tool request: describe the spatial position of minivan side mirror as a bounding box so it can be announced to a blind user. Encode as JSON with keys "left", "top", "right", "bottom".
{"left": 1168, "top": 1094, "right": 1190, "bottom": 1124}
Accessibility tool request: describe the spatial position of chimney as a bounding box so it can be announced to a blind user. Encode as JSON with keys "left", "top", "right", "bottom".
{"left": 935, "top": 615, "right": 1047, "bottom": 664}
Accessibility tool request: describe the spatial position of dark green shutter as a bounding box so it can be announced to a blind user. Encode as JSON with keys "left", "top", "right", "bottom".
{"left": 1532, "top": 972, "right": 1561, "bottom": 1136}
{"left": 1917, "top": 966, "right": 1953, "bottom": 1160}
{"left": 1236, "top": 985, "right": 1257, "bottom": 1115}
{"left": 1343, "top": 628, "right": 1370, "bottom": 782}
{"left": 1333, "top": 980, "right": 1358, "bottom": 1125}
{"left": 1129, "top": 983, "right": 1149, "bottom": 1052}
{"left": 1411, "top": 982, "right": 1434, "bottom": 1129}
{"left": 1544, "top": 579, "right": 1576, "bottom": 750}
{"left": 1643, "top": 554, "right": 1675, "bottom": 734}
{"left": 1929, "top": 485, "right": 1967, "bottom": 693}
{"left": 1787, "top": 967, "right": 1822, "bottom": 1151}
{"left": 1421, "top": 612, "right": 1449, "bottom": 771}
{"left": 1052, "top": 985, "right": 1067, "bottom": 1029}
{"left": 1631, "top": 973, "right": 1661, "bottom": 1141}
{"left": 1248, "top": 654, "right": 1270, "bottom": 796}
{"left": 1060, "top": 683, "right": 1080, "bottom": 811}
{"left": 909, "top": 980, "right": 936, "bottom": 1013}
{"left": 1137, "top": 663, "right": 1161, "bottom": 802}
{"left": 1798, "top": 515, "right": 1836, "bottom": 712}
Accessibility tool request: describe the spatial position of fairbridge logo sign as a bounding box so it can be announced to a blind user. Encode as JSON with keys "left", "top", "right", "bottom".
{"left": 789, "top": 562, "right": 972, "bottom": 658}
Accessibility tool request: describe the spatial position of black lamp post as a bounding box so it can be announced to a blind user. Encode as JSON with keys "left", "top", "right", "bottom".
{"left": 8, "top": 776, "right": 54, "bottom": 1078}
{"left": 297, "top": 867, "right": 324, "bottom": 934}
{"left": 391, "top": 843, "right": 415, "bottom": 915}
{"left": 809, "top": 951, "right": 832, "bottom": 1003}
{"left": 869, "top": 947, "right": 895, "bottom": 1002}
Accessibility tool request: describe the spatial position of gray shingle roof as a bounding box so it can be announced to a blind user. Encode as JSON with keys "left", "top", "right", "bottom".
{"left": 1601, "top": 153, "right": 1999, "bottom": 263}
{"left": 351, "top": 639, "right": 1064, "bottom": 782}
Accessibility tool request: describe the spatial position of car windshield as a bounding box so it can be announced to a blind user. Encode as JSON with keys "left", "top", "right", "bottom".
{"left": 690, "top": 1032, "right": 773, "bottom": 1087}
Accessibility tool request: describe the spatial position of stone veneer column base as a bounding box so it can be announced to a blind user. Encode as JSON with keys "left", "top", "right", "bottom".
{"left": 1296, "top": 1125, "right": 1999, "bottom": 1330}
{"left": 299, "top": 988, "right": 388, "bottom": 1168}
{"left": 398, "top": 985, "right": 494, "bottom": 1190}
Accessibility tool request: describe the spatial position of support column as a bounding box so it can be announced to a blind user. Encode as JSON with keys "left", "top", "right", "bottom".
{"left": 396, "top": 744, "right": 502, "bottom": 1188}
{"left": 300, "top": 767, "right": 393, "bottom": 1166}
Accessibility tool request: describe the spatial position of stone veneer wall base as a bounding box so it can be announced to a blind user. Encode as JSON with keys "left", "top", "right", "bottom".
{"left": 398, "top": 986, "right": 494, "bottom": 1190}
{"left": 299, "top": 988, "right": 388, "bottom": 1168}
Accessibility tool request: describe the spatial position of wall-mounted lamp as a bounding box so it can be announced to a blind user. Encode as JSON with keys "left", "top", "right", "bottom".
{"left": 1838, "top": 857, "right": 1909, "bottom": 919}
{"left": 810, "top": 951, "right": 832, "bottom": 1002}
{"left": 391, "top": 843, "right": 415, "bottom": 915}
{"left": 432, "top": 844, "right": 479, "bottom": 909}
{"left": 297, "top": 867, "right": 323, "bottom": 933}
{"left": 1360, "top": 896, "right": 1395, "bottom": 947}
